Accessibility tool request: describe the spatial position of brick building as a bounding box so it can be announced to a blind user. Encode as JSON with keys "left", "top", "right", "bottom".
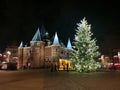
{"left": 17, "top": 27, "right": 72, "bottom": 69}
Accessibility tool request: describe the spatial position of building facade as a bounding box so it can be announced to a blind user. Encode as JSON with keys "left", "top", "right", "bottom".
{"left": 17, "top": 27, "right": 72, "bottom": 69}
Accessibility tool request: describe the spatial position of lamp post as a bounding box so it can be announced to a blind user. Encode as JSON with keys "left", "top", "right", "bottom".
{"left": 7, "top": 51, "right": 11, "bottom": 62}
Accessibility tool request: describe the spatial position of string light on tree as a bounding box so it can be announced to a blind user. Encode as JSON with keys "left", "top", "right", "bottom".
{"left": 70, "top": 17, "right": 101, "bottom": 72}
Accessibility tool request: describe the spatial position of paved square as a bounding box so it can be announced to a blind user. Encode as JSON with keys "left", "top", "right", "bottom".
{"left": 0, "top": 69, "right": 120, "bottom": 90}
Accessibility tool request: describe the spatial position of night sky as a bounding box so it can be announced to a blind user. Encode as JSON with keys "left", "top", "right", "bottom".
{"left": 0, "top": 0, "right": 120, "bottom": 52}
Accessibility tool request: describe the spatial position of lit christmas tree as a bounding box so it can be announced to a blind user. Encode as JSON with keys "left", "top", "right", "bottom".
{"left": 70, "top": 18, "right": 101, "bottom": 72}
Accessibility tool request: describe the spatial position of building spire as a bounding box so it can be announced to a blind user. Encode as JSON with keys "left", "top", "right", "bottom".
{"left": 67, "top": 38, "right": 72, "bottom": 49}
{"left": 32, "top": 28, "right": 41, "bottom": 41}
{"left": 19, "top": 41, "right": 23, "bottom": 48}
{"left": 53, "top": 32, "right": 60, "bottom": 45}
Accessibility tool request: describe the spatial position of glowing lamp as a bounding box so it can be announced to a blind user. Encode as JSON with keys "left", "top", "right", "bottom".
{"left": 0, "top": 53, "right": 2, "bottom": 58}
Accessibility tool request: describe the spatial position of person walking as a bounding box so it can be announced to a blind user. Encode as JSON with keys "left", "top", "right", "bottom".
{"left": 66, "top": 63, "right": 69, "bottom": 72}
{"left": 57, "top": 62, "right": 59, "bottom": 72}
{"left": 50, "top": 62, "right": 54, "bottom": 72}
{"left": 28, "top": 62, "right": 31, "bottom": 70}
{"left": 55, "top": 62, "right": 59, "bottom": 72}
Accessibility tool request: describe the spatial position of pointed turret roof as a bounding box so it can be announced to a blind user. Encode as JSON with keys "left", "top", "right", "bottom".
{"left": 32, "top": 28, "right": 41, "bottom": 41}
{"left": 53, "top": 32, "right": 60, "bottom": 45}
{"left": 19, "top": 41, "right": 23, "bottom": 48}
{"left": 67, "top": 38, "right": 72, "bottom": 49}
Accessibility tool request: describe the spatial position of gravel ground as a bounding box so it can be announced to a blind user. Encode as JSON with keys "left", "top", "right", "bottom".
{"left": 0, "top": 69, "right": 120, "bottom": 90}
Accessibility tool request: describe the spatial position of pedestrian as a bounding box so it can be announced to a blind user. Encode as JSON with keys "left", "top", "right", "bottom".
{"left": 28, "top": 62, "right": 31, "bottom": 69}
{"left": 62, "top": 62, "right": 65, "bottom": 70}
{"left": 55, "top": 62, "right": 59, "bottom": 72}
{"left": 50, "top": 63, "right": 53, "bottom": 72}
{"left": 23, "top": 64, "right": 26, "bottom": 70}
{"left": 57, "top": 62, "right": 60, "bottom": 72}
{"left": 66, "top": 63, "right": 69, "bottom": 72}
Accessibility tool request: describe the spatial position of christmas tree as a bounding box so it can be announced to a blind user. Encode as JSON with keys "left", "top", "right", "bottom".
{"left": 70, "top": 18, "right": 101, "bottom": 72}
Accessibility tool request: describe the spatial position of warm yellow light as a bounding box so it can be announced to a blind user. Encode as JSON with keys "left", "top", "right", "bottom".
{"left": 59, "top": 59, "right": 72, "bottom": 70}
{"left": 0, "top": 53, "right": 2, "bottom": 57}
{"left": 6, "top": 51, "right": 11, "bottom": 62}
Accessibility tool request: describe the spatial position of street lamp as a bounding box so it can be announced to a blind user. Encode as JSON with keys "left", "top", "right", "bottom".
{"left": 7, "top": 51, "right": 11, "bottom": 62}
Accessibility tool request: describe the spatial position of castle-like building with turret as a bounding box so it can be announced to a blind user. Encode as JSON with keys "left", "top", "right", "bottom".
{"left": 16, "top": 26, "right": 72, "bottom": 69}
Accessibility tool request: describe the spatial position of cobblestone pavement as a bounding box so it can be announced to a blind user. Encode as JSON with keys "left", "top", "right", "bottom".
{"left": 0, "top": 69, "right": 120, "bottom": 90}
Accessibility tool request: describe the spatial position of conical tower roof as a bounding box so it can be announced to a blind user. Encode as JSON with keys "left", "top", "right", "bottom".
{"left": 67, "top": 38, "right": 72, "bottom": 49}
{"left": 31, "top": 28, "right": 41, "bottom": 41}
{"left": 53, "top": 32, "right": 60, "bottom": 45}
{"left": 19, "top": 41, "right": 23, "bottom": 48}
